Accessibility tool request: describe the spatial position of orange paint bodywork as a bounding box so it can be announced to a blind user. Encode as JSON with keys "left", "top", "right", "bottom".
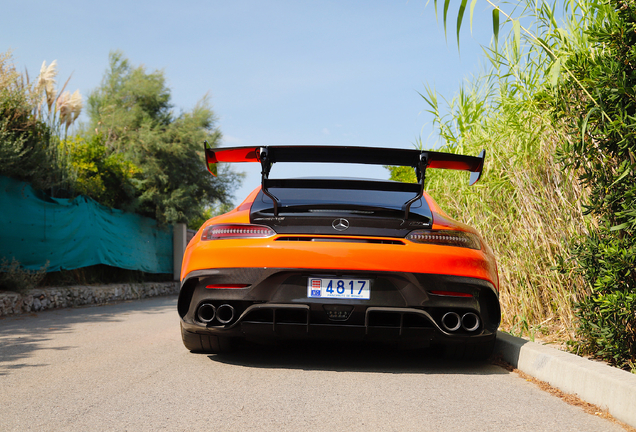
{"left": 181, "top": 187, "right": 499, "bottom": 290}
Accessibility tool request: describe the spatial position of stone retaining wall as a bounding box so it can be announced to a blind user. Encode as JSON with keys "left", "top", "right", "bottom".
{"left": 0, "top": 281, "right": 179, "bottom": 317}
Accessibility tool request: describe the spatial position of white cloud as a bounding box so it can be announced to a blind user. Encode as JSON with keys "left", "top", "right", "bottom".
{"left": 322, "top": 128, "right": 330, "bottom": 135}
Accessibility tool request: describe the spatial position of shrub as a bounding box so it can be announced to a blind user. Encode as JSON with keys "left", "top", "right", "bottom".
{"left": 0, "top": 258, "right": 48, "bottom": 294}
{"left": 567, "top": 231, "right": 636, "bottom": 371}
{"left": 552, "top": 0, "right": 636, "bottom": 371}
{"left": 64, "top": 134, "right": 140, "bottom": 210}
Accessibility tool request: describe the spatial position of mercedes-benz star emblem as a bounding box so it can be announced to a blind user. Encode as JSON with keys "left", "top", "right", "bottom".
{"left": 332, "top": 218, "right": 350, "bottom": 231}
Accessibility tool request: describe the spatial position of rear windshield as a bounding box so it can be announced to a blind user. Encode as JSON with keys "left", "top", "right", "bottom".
{"left": 252, "top": 187, "right": 431, "bottom": 218}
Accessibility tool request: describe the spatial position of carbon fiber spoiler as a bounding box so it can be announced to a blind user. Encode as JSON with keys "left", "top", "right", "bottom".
{"left": 203, "top": 143, "right": 485, "bottom": 218}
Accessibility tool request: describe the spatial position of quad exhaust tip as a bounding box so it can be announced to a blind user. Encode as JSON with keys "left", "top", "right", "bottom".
{"left": 461, "top": 312, "right": 480, "bottom": 332}
{"left": 216, "top": 304, "right": 235, "bottom": 324}
{"left": 441, "top": 312, "right": 461, "bottom": 332}
{"left": 441, "top": 311, "right": 481, "bottom": 332}
{"left": 197, "top": 303, "right": 216, "bottom": 323}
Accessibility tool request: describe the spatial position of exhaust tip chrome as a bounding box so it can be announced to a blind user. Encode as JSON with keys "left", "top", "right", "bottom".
{"left": 197, "top": 303, "right": 216, "bottom": 323}
{"left": 461, "top": 312, "right": 480, "bottom": 332}
{"left": 216, "top": 304, "right": 235, "bottom": 324}
{"left": 441, "top": 312, "right": 461, "bottom": 332}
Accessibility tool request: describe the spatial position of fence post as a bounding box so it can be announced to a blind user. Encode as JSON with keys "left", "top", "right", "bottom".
{"left": 173, "top": 223, "right": 187, "bottom": 281}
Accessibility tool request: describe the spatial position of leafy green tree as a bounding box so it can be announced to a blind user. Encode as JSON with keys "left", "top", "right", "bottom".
{"left": 86, "top": 51, "right": 241, "bottom": 225}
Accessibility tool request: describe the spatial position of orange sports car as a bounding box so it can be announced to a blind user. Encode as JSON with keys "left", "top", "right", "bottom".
{"left": 178, "top": 145, "right": 500, "bottom": 359}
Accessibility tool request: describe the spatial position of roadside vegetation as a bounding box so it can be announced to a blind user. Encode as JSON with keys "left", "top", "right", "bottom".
{"left": 389, "top": 0, "right": 635, "bottom": 371}
{"left": 0, "top": 52, "right": 68, "bottom": 193}
{"left": 0, "top": 50, "right": 240, "bottom": 289}
{"left": 0, "top": 50, "right": 239, "bottom": 226}
{"left": 0, "top": 258, "right": 48, "bottom": 293}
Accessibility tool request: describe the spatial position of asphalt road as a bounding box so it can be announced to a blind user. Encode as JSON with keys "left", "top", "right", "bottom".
{"left": 0, "top": 296, "right": 623, "bottom": 432}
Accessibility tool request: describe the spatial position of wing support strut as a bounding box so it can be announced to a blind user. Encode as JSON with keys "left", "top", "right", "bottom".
{"left": 259, "top": 147, "right": 280, "bottom": 217}
{"left": 402, "top": 153, "right": 428, "bottom": 220}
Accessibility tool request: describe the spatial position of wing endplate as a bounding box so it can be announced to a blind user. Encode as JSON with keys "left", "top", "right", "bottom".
{"left": 204, "top": 143, "right": 261, "bottom": 176}
{"left": 426, "top": 149, "right": 485, "bottom": 185}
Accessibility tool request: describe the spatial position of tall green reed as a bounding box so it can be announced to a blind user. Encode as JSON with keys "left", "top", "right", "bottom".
{"left": 401, "top": 0, "right": 599, "bottom": 340}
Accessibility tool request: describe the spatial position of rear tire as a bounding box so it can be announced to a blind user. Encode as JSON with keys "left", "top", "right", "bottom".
{"left": 180, "top": 323, "right": 233, "bottom": 354}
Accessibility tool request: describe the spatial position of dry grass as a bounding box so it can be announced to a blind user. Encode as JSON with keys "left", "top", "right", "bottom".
{"left": 412, "top": 0, "right": 602, "bottom": 343}
{"left": 37, "top": 60, "right": 57, "bottom": 112}
{"left": 0, "top": 51, "right": 19, "bottom": 92}
{"left": 424, "top": 107, "right": 589, "bottom": 341}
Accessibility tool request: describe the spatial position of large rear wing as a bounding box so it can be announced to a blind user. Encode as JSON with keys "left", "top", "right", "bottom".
{"left": 203, "top": 143, "right": 485, "bottom": 218}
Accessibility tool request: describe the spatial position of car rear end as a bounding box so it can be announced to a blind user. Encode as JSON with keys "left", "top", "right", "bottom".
{"left": 178, "top": 182, "right": 500, "bottom": 358}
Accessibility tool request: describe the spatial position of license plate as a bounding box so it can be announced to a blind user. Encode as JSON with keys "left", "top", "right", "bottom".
{"left": 307, "top": 278, "right": 371, "bottom": 300}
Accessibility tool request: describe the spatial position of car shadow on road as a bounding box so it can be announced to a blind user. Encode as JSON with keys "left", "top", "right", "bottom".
{"left": 207, "top": 340, "right": 508, "bottom": 375}
{"left": 0, "top": 295, "right": 177, "bottom": 375}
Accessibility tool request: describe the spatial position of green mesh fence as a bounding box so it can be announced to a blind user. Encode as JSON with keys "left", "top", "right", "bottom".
{"left": 0, "top": 176, "right": 172, "bottom": 273}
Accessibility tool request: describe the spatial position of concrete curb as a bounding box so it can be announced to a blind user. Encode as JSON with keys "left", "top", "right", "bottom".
{"left": 495, "top": 330, "right": 636, "bottom": 428}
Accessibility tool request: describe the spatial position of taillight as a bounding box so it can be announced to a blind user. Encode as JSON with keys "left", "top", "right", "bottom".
{"left": 406, "top": 229, "right": 481, "bottom": 250}
{"left": 200, "top": 224, "right": 276, "bottom": 240}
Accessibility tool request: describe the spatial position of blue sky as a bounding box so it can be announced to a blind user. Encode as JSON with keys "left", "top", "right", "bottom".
{"left": 2, "top": 0, "right": 495, "bottom": 205}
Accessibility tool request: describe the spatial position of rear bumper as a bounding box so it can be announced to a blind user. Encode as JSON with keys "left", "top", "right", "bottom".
{"left": 178, "top": 267, "right": 500, "bottom": 347}
{"left": 182, "top": 304, "right": 497, "bottom": 349}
